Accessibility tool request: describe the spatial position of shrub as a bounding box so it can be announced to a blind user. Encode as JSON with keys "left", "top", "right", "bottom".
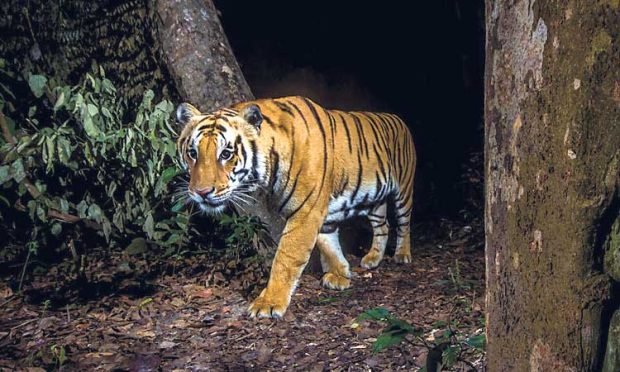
{"left": 0, "top": 62, "right": 189, "bottom": 256}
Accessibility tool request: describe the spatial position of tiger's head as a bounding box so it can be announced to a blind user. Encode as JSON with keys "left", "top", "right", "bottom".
{"left": 176, "top": 102, "right": 265, "bottom": 214}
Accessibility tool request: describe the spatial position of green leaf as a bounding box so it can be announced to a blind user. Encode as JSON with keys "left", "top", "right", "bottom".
{"left": 465, "top": 334, "right": 486, "bottom": 350}
{"left": 386, "top": 318, "right": 418, "bottom": 334}
{"left": 101, "top": 106, "right": 113, "bottom": 119}
{"left": 358, "top": 307, "right": 391, "bottom": 321}
{"left": 27, "top": 200, "right": 37, "bottom": 219}
{"left": 87, "top": 203, "right": 103, "bottom": 222}
{"left": 86, "top": 73, "right": 97, "bottom": 89}
{"left": 51, "top": 223, "right": 62, "bottom": 236}
{"left": 101, "top": 78, "right": 115, "bottom": 94}
{"left": 2, "top": 115, "right": 15, "bottom": 138}
{"left": 28, "top": 75, "right": 47, "bottom": 98}
{"left": 26, "top": 240, "right": 39, "bottom": 254}
{"left": 0, "top": 165, "right": 10, "bottom": 184}
{"left": 106, "top": 181, "right": 117, "bottom": 198}
{"left": 45, "top": 136, "right": 55, "bottom": 167}
{"left": 125, "top": 237, "right": 147, "bottom": 255}
{"left": 112, "top": 210, "right": 124, "bottom": 230}
{"left": 76, "top": 200, "right": 88, "bottom": 219}
{"left": 56, "top": 137, "right": 72, "bottom": 164}
{"left": 87, "top": 103, "right": 99, "bottom": 116}
{"left": 129, "top": 148, "right": 137, "bottom": 167}
{"left": 83, "top": 116, "right": 99, "bottom": 138}
{"left": 11, "top": 159, "right": 25, "bottom": 182}
{"left": 160, "top": 166, "right": 180, "bottom": 185}
{"left": 171, "top": 200, "right": 185, "bottom": 213}
{"left": 73, "top": 93, "right": 84, "bottom": 111}
{"left": 36, "top": 204, "right": 47, "bottom": 222}
{"left": 102, "top": 219, "right": 112, "bottom": 241}
{"left": 442, "top": 345, "right": 459, "bottom": 367}
{"left": 59, "top": 198, "right": 69, "bottom": 214}
{"left": 53, "top": 91, "right": 65, "bottom": 112}
{"left": 17, "top": 183, "right": 27, "bottom": 196}
{"left": 141, "top": 89, "right": 154, "bottom": 108}
{"left": 143, "top": 213, "right": 155, "bottom": 238}
{"left": 373, "top": 329, "right": 406, "bottom": 353}
{"left": 164, "top": 233, "right": 181, "bottom": 246}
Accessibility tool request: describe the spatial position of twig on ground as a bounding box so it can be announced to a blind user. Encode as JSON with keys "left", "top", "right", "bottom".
{"left": 234, "top": 332, "right": 255, "bottom": 342}
{"left": 10, "top": 318, "right": 38, "bottom": 337}
{"left": 0, "top": 295, "right": 18, "bottom": 308}
{"left": 18, "top": 249, "right": 32, "bottom": 293}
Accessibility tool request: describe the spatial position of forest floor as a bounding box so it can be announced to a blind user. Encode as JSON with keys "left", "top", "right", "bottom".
{"left": 0, "top": 219, "right": 485, "bottom": 371}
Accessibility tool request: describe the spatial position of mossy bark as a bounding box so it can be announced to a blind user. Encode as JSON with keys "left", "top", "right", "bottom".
{"left": 485, "top": 1, "right": 620, "bottom": 370}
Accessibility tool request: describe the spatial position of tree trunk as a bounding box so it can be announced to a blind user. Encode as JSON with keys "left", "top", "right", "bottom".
{"left": 154, "top": 0, "right": 253, "bottom": 111}
{"left": 485, "top": 1, "right": 620, "bottom": 371}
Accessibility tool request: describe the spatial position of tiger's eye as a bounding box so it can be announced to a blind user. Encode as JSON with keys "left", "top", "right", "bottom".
{"left": 188, "top": 148, "right": 197, "bottom": 159}
{"left": 220, "top": 149, "right": 233, "bottom": 160}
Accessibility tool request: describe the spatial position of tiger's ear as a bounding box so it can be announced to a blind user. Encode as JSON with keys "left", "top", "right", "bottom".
{"left": 176, "top": 103, "right": 201, "bottom": 126}
{"left": 241, "top": 104, "right": 263, "bottom": 131}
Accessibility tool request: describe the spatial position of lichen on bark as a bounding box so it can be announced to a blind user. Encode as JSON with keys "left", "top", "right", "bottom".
{"left": 485, "top": 0, "right": 620, "bottom": 370}
{"left": 603, "top": 310, "right": 620, "bottom": 372}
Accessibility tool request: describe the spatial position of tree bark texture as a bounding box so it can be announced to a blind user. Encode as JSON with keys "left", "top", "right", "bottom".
{"left": 155, "top": 0, "right": 253, "bottom": 111}
{"left": 485, "top": 1, "right": 620, "bottom": 371}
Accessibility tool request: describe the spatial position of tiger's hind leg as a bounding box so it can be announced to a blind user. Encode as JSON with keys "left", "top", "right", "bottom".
{"left": 316, "top": 229, "right": 351, "bottom": 290}
{"left": 393, "top": 191, "right": 413, "bottom": 264}
{"left": 361, "top": 203, "right": 389, "bottom": 269}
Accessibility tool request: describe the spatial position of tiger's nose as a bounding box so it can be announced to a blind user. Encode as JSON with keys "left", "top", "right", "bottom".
{"left": 194, "top": 186, "right": 215, "bottom": 196}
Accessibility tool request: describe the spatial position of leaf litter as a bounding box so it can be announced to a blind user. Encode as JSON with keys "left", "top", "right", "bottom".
{"left": 0, "top": 219, "right": 485, "bottom": 371}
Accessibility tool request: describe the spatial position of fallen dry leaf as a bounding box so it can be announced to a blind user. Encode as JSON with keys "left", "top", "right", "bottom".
{"left": 135, "top": 329, "right": 156, "bottom": 338}
{"left": 159, "top": 340, "right": 177, "bottom": 349}
{"left": 0, "top": 219, "right": 486, "bottom": 371}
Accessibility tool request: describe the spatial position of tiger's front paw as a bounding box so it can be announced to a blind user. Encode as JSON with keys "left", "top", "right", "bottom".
{"left": 361, "top": 251, "right": 382, "bottom": 269}
{"left": 247, "top": 290, "right": 289, "bottom": 319}
{"left": 321, "top": 272, "right": 351, "bottom": 290}
{"left": 394, "top": 252, "right": 412, "bottom": 263}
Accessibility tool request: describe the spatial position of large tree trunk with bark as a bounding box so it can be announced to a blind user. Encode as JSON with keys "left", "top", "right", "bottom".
{"left": 485, "top": 1, "right": 620, "bottom": 371}
{"left": 155, "top": 0, "right": 252, "bottom": 110}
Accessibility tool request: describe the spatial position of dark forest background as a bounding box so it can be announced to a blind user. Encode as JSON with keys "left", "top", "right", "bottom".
{"left": 215, "top": 0, "right": 485, "bottom": 218}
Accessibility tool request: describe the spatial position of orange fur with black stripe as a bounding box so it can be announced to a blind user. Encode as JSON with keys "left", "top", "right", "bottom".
{"left": 176, "top": 96, "right": 416, "bottom": 318}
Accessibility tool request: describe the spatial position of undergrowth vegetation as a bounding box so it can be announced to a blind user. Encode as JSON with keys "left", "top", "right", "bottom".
{"left": 357, "top": 305, "right": 485, "bottom": 371}
{"left": 0, "top": 60, "right": 262, "bottom": 288}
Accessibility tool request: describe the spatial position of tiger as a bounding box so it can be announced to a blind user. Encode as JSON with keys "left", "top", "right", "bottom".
{"left": 176, "top": 96, "right": 416, "bottom": 318}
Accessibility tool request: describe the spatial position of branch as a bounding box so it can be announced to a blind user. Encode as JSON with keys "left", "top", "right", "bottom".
{"left": 0, "top": 111, "right": 99, "bottom": 230}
